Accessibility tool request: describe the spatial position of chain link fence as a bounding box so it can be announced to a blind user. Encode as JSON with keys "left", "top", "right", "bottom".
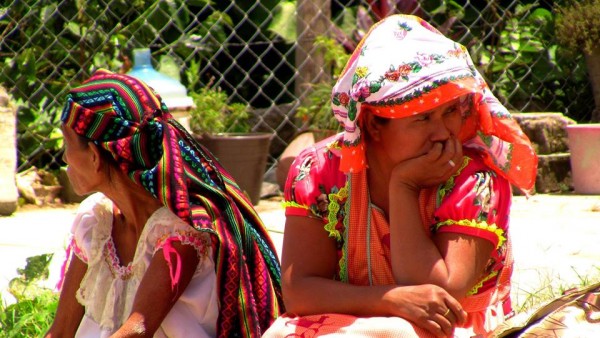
{"left": 1, "top": 0, "right": 594, "bottom": 176}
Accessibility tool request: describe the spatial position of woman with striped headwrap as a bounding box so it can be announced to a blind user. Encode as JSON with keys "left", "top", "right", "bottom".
{"left": 45, "top": 69, "right": 282, "bottom": 337}
{"left": 263, "top": 15, "right": 537, "bottom": 338}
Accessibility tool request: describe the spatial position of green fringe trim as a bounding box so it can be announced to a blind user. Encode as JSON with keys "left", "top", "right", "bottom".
{"left": 437, "top": 156, "right": 471, "bottom": 205}
{"left": 324, "top": 181, "right": 349, "bottom": 241}
{"left": 282, "top": 200, "right": 309, "bottom": 211}
{"left": 467, "top": 270, "right": 499, "bottom": 296}
{"left": 434, "top": 219, "right": 506, "bottom": 249}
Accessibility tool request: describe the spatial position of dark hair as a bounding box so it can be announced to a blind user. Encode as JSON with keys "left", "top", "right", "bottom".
{"left": 372, "top": 114, "right": 390, "bottom": 125}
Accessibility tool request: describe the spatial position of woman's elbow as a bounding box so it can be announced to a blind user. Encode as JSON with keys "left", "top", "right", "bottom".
{"left": 281, "top": 278, "right": 314, "bottom": 316}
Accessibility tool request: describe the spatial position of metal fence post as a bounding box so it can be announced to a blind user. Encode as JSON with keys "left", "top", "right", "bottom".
{"left": 295, "top": 0, "right": 332, "bottom": 104}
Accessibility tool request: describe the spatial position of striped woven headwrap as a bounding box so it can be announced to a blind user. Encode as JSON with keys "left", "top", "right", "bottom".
{"left": 61, "top": 69, "right": 282, "bottom": 337}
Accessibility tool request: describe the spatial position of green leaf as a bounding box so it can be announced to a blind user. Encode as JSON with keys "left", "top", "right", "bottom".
{"left": 268, "top": 1, "right": 297, "bottom": 43}
{"left": 187, "top": 0, "right": 211, "bottom": 5}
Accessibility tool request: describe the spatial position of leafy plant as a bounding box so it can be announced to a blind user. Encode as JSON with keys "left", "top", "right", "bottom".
{"left": 0, "top": 0, "right": 229, "bottom": 170}
{"left": 554, "top": 0, "right": 600, "bottom": 55}
{"left": 553, "top": 0, "right": 600, "bottom": 122}
{"left": 0, "top": 254, "right": 58, "bottom": 337}
{"left": 464, "top": 1, "right": 592, "bottom": 122}
{"left": 294, "top": 36, "right": 348, "bottom": 132}
{"left": 476, "top": 4, "right": 558, "bottom": 110}
{"left": 189, "top": 78, "right": 251, "bottom": 134}
{"left": 13, "top": 98, "right": 64, "bottom": 171}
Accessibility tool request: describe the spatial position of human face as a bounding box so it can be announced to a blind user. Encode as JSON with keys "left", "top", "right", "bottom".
{"left": 61, "top": 125, "right": 99, "bottom": 195}
{"left": 371, "top": 98, "right": 464, "bottom": 165}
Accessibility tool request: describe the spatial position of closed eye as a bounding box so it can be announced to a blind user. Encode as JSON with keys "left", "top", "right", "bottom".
{"left": 443, "top": 104, "right": 460, "bottom": 116}
{"left": 415, "top": 112, "right": 431, "bottom": 122}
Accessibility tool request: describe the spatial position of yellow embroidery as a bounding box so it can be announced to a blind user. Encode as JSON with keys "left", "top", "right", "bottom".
{"left": 282, "top": 200, "right": 309, "bottom": 210}
{"left": 434, "top": 219, "right": 506, "bottom": 249}
{"left": 467, "top": 270, "right": 499, "bottom": 296}
{"left": 355, "top": 66, "right": 369, "bottom": 78}
{"left": 324, "top": 182, "right": 349, "bottom": 241}
{"left": 327, "top": 139, "right": 341, "bottom": 150}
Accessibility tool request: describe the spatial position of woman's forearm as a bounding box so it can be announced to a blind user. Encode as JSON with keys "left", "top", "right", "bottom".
{"left": 388, "top": 185, "right": 492, "bottom": 298}
{"left": 45, "top": 254, "right": 87, "bottom": 337}
{"left": 283, "top": 276, "right": 397, "bottom": 317}
{"left": 388, "top": 186, "right": 451, "bottom": 288}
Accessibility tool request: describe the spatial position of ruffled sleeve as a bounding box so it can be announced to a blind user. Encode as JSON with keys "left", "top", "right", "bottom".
{"left": 432, "top": 154, "right": 512, "bottom": 249}
{"left": 70, "top": 193, "right": 112, "bottom": 263}
{"left": 144, "top": 208, "right": 212, "bottom": 261}
{"left": 283, "top": 135, "right": 346, "bottom": 220}
{"left": 140, "top": 208, "right": 213, "bottom": 292}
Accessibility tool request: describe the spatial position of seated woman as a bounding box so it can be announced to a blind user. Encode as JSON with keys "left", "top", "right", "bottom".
{"left": 45, "top": 70, "right": 282, "bottom": 338}
{"left": 263, "top": 15, "right": 537, "bottom": 338}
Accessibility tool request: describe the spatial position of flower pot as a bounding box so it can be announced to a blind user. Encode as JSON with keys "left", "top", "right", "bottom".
{"left": 566, "top": 124, "right": 600, "bottom": 194}
{"left": 275, "top": 129, "right": 338, "bottom": 191}
{"left": 198, "top": 132, "right": 271, "bottom": 205}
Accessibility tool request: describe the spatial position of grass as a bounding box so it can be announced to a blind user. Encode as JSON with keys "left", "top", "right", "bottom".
{"left": 0, "top": 254, "right": 58, "bottom": 338}
{"left": 513, "top": 265, "right": 600, "bottom": 314}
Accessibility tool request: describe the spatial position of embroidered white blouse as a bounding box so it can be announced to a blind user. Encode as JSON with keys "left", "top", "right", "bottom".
{"left": 70, "top": 193, "right": 218, "bottom": 338}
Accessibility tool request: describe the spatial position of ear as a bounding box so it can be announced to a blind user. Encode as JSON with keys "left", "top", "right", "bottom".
{"left": 87, "top": 142, "right": 105, "bottom": 174}
{"left": 363, "top": 110, "right": 382, "bottom": 142}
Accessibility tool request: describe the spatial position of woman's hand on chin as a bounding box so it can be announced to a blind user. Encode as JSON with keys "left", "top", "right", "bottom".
{"left": 390, "top": 137, "right": 463, "bottom": 191}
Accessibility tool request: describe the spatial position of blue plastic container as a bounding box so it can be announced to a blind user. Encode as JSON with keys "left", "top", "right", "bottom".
{"left": 127, "top": 48, "right": 194, "bottom": 114}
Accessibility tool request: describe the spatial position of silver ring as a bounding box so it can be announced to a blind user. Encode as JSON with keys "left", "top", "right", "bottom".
{"left": 448, "top": 160, "right": 456, "bottom": 167}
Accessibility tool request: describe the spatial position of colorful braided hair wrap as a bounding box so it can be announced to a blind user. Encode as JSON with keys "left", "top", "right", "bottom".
{"left": 332, "top": 14, "right": 537, "bottom": 194}
{"left": 61, "top": 69, "right": 282, "bottom": 337}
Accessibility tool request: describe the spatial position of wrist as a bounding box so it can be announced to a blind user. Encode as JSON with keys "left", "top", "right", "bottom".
{"left": 379, "top": 287, "right": 397, "bottom": 316}
{"left": 380, "top": 285, "right": 410, "bottom": 318}
{"left": 389, "top": 175, "right": 420, "bottom": 196}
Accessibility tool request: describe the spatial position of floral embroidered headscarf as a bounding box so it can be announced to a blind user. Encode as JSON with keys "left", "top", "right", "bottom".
{"left": 332, "top": 14, "right": 537, "bottom": 194}
{"left": 61, "top": 69, "right": 282, "bottom": 337}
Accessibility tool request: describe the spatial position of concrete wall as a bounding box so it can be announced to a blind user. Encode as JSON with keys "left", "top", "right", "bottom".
{"left": 0, "top": 87, "right": 18, "bottom": 215}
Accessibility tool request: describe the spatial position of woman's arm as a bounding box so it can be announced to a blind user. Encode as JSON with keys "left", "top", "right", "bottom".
{"left": 110, "top": 241, "right": 199, "bottom": 338}
{"left": 282, "top": 215, "right": 466, "bottom": 337}
{"left": 388, "top": 138, "right": 495, "bottom": 298}
{"left": 389, "top": 184, "right": 494, "bottom": 298}
{"left": 45, "top": 254, "right": 87, "bottom": 338}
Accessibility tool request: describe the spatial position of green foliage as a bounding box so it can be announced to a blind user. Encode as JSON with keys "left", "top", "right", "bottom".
{"left": 477, "top": 5, "right": 558, "bottom": 107}
{"left": 13, "top": 98, "right": 64, "bottom": 171}
{"left": 555, "top": 0, "right": 600, "bottom": 55}
{"left": 267, "top": 1, "right": 297, "bottom": 44}
{"left": 0, "top": 0, "right": 230, "bottom": 169}
{"left": 295, "top": 36, "right": 348, "bottom": 132}
{"left": 470, "top": 2, "right": 592, "bottom": 121}
{"left": 0, "top": 254, "right": 58, "bottom": 337}
{"left": 189, "top": 78, "right": 251, "bottom": 134}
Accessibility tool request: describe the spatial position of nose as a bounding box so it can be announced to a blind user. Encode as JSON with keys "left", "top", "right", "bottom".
{"left": 429, "top": 118, "right": 452, "bottom": 142}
